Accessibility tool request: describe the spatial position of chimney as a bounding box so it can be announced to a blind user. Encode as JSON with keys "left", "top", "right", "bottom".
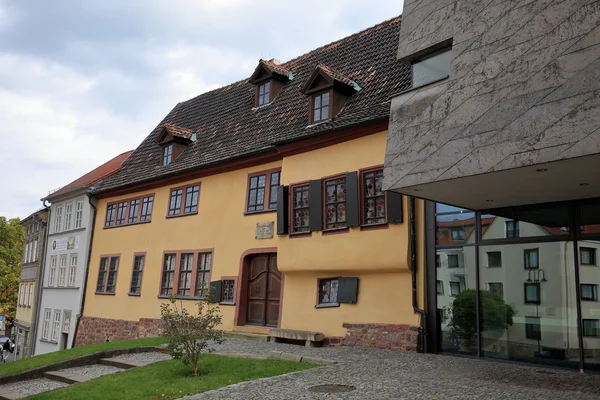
{"left": 268, "top": 58, "right": 280, "bottom": 65}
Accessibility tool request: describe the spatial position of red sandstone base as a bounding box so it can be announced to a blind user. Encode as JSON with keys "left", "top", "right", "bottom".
{"left": 75, "top": 316, "right": 164, "bottom": 347}
{"left": 326, "top": 323, "right": 420, "bottom": 351}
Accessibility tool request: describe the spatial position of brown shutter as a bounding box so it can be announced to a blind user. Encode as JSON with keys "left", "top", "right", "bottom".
{"left": 209, "top": 281, "right": 222, "bottom": 303}
{"left": 345, "top": 172, "right": 359, "bottom": 228}
{"left": 386, "top": 191, "right": 404, "bottom": 223}
{"left": 276, "top": 185, "right": 289, "bottom": 235}
{"left": 338, "top": 277, "right": 359, "bottom": 304}
{"left": 309, "top": 180, "right": 322, "bottom": 232}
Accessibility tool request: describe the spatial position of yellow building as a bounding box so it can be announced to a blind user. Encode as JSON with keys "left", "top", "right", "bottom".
{"left": 76, "top": 17, "right": 426, "bottom": 350}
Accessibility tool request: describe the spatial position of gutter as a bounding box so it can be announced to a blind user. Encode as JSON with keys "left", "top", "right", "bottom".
{"left": 409, "top": 196, "right": 427, "bottom": 353}
{"left": 71, "top": 194, "right": 97, "bottom": 348}
{"left": 30, "top": 203, "right": 50, "bottom": 356}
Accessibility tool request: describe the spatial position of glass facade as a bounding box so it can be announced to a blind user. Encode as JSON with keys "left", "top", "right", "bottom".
{"left": 432, "top": 199, "right": 600, "bottom": 371}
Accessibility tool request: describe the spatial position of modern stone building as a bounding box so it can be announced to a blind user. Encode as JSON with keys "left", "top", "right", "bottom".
{"left": 385, "top": 0, "right": 600, "bottom": 371}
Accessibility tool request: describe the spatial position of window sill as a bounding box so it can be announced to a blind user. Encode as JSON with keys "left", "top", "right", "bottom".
{"left": 360, "top": 222, "right": 389, "bottom": 231}
{"left": 581, "top": 264, "right": 598, "bottom": 267}
{"left": 48, "top": 227, "right": 87, "bottom": 237}
{"left": 306, "top": 119, "right": 332, "bottom": 128}
{"left": 322, "top": 227, "right": 349, "bottom": 236}
{"left": 288, "top": 231, "right": 311, "bottom": 238}
{"left": 43, "top": 286, "right": 80, "bottom": 290}
{"left": 104, "top": 220, "right": 151, "bottom": 229}
{"left": 315, "top": 303, "right": 340, "bottom": 309}
{"left": 388, "top": 75, "right": 449, "bottom": 99}
{"left": 39, "top": 339, "right": 58, "bottom": 344}
{"left": 165, "top": 212, "right": 198, "bottom": 219}
{"left": 94, "top": 292, "right": 116, "bottom": 296}
{"left": 157, "top": 295, "right": 207, "bottom": 300}
{"left": 244, "top": 209, "right": 277, "bottom": 216}
{"left": 219, "top": 301, "right": 235, "bottom": 306}
{"left": 128, "top": 292, "right": 141, "bottom": 297}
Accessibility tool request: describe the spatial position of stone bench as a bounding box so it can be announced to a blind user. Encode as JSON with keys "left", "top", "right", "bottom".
{"left": 269, "top": 328, "right": 325, "bottom": 347}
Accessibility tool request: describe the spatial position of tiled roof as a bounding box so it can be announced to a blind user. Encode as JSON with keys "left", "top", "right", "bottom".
{"left": 162, "top": 123, "right": 194, "bottom": 140}
{"left": 95, "top": 16, "right": 410, "bottom": 193}
{"left": 315, "top": 64, "right": 361, "bottom": 91}
{"left": 45, "top": 150, "right": 133, "bottom": 201}
{"left": 260, "top": 59, "right": 291, "bottom": 80}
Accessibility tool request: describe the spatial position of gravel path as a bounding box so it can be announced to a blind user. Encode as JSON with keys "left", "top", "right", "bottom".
{"left": 61, "top": 363, "right": 124, "bottom": 378}
{"left": 178, "top": 338, "right": 600, "bottom": 400}
{"left": 0, "top": 378, "right": 68, "bottom": 396}
{"left": 111, "top": 351, "right": 172, "bottom": 364}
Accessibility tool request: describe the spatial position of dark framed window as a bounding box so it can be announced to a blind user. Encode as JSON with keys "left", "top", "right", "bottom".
{"left": 169, "top": 183, "right": 201, "bottom": 216}
{"left": 318, "top": 278, "right": 339, "bottom": 305}
{"left": 258, "top": 81, "right": 270, "bottom": 106}
{"left": 246, "top": 169, "right": 280, "bottom": 213}
{"left": 128, "top": 199, "right": 140, "bottom": 224}
{"left": 451, "top": 228, "right": 465, "bottom": 240}
{"left": 221, "top": 280, "right": 235, "bottom": 303}
{"left": 115, "top": 202, "right": 127, "bottom": 225}
{"left": 581, "top": 284, "right": 598, "bottom": 301}
{"left": 361, "top": 169, "right": 386, "bottom": 225}
{"left": 96, "top": 256, "right": 119, "bottom": 294}
{"left": 324, "top": 177, "right": 346, "bottom": 230}
{"left": 161, "top": 254, "right": 176, "bottom": 296}
{"left": 488, "top": 282, "right": 503, "bottom": 298}
{"left": 163, "top": 144, "right": 173, "bottom": 166}
{"left": 129, "top": 255, "right": 144, "bottom": 295}
{"left": 140, "top": 196, "right": 154, "bottom": 222}
{"left": 524, "top": 283, "right": 540, "bottom": 304}
{"left": 436, "top": 280, "right": 444, "bottom": 295}
{"left": 184, "top": 185, "right": 200, "bottom": 213}
{"left": 168, "top": 189, "right": 183, "bottom": 216}
{"left": 506, "top": 220, "right": 520, "bottom": 238}
{"left": 105, "top": 204, "right": 116, "bottom": 227}
{"left": 412, "top": 47, "right": 452, "bottom": 88}
{"left": 312, "top": 91, "right": 330, "bottom": 122}
{"left": 487, "top": 252, "right": 502, "bottom": 268}
{"left": 195, "top": 253, "right": 212, "bottom": 297}
{"left": 525, "top": 317, "right": 541, "bottom": 340}
{"left": 580, "top": 247, "right": 597, "bottom": 265}
{"left": 524, "top": 248, "right": 539, "bottom": 269}
{"left": 436, "top": 255, "right": 441, "bottom": 268}
{"left": 450, "top": 281, "right": 461, "bottom": 296}
{"left": 447, "top": 254, "right": 459, "bottom": 268}
{"left": 177, "top": 253, "right": 194, "bottom": 296}
{"left": 583, "top": 319, "right": 600, "bottom": 337}
{"left": 291, "top": 184, "right": 310, "bottom": 233}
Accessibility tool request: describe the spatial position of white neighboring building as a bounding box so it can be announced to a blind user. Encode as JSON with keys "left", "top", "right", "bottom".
{"left": 35, "top": 151, "right": 132, "bottom": 355}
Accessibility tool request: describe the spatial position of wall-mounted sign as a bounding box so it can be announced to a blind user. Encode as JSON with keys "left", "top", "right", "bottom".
{"left": 52, "top": 236, "right": 80, "bottom": 252}
{"left": 255, "top": 222, "right": 274, "bottom": 240}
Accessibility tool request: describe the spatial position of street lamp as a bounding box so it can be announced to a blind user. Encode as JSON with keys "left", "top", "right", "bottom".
{"left": 526, "top": 269, "right": 547, "bottom": 355}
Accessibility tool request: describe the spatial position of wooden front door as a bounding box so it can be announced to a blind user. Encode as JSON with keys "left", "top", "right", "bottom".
{"left": 246, "top": 254, "right": 281, "bottom": 327}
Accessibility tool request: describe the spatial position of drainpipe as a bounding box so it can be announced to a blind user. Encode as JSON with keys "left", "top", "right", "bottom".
{"left": 409, "top": 196, "right": 427, "bottom": 352}
{"left": 71, "top": 194, "right": 96, "bottom": 348}
{"left": 31, "top": 202, "right": 50, "bottom": 356}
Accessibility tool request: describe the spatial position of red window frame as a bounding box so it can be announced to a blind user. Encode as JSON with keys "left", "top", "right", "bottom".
{"left": 96, "top": 254, "right": 120, "bottom": 295}
{"left": 159, "top": 250, "right": 214, "bottom": 298}
{"left": 245, "top": 168, "right": 281, "bottom": 214}
{"left": 104, "top": 194, "right": 155, "bottom": 228}
{"left": 359, "top": 166, "right": 387, "bottom": 226}
{"left": 167, "top": 183, "right": 201, "bottom": 217}
{"left": 322, "top": 174, "right": 347, "bottom": 230}
{"left": 129, "top": 252, "right": 146, "bottom": 296}
{"left": 289, "top": 182, "right": 310, "bottom": 234}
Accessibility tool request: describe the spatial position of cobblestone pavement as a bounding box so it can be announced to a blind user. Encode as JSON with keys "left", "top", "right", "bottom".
{"left": 60, "top": 364, "right": 124, "bottom": 378}
{"left": 111, "top": 351, "right": 172, "bottom": 364}
{"left": 180, "top": 338, "right": 600, "bottom": 400}
{"left": 0, "top": 378, "right": 68, "bottom": 396}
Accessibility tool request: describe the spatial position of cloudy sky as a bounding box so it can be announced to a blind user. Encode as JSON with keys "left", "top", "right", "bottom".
{"left": 0, "top": 0, "right": 403, "bottom": 220}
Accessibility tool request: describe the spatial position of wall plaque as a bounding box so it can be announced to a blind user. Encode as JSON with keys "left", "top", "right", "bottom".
{"left": 255, "top": 222, "right": 274, "bottom": 239}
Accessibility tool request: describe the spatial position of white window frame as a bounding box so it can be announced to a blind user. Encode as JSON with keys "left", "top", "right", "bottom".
{"left": 75, "top": 201, "right": 84, "bottom": 229}
{"left": 24, "top": 284, "right": 29, "bottom": 307}
{"left": 54, "top": 206, "right": 63, "bottom": 233}
{"left": 68, "top": 254, "right": 78, "bottom": 287}
{"left": 18, "top": 284, "right": 24, "bottom": 306}
{"left": 32, "top": 239, "right": 38, "bottom": 262}
{"left": 58, "top": 255, "right": 67, "bottom": 287}
{"left": 51, "top": 309, "right": 61, "bottom": 342}
{"left": 62, "top": 310, "right": 72, "bottom": 334}
{"left": 64, "top": 203, "right": 73, "bottom": 231}
{"left": 42, "top": 309, "right": 51, "bottom": 340}
{"left": 49, "top": 256, "right": 57, "bottom": 286}
{"left": 28, "top": 283, "right": 34, "bottom": 306}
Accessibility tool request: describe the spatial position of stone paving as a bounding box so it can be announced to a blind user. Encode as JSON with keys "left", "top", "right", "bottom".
{"left": 180, "top": 338, "right": 600, "bottom": 400}
{"left": 0, "top": 378, "right": 68, "bottom": 397}
{"left": 59, "top": 364, "right": 124, "bottom": 379}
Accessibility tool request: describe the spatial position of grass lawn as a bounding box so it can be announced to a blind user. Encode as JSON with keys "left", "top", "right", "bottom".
{"left": 28, "top": 355, "right": 316, "bottom": 400}
{"left": 0, "top": 337, "right": 167, "bottom": 377}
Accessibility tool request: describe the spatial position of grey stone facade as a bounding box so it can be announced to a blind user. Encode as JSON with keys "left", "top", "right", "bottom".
{"left": 385, "top": 0, "right": 600, "bottom": 208}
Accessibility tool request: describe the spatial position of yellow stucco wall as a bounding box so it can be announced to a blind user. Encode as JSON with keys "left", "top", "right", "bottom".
{"left": 16, "top": 283, "right": 34, "bottom": 325}
{"left": 83, "top": 130, "right": 425, "bottom": 337}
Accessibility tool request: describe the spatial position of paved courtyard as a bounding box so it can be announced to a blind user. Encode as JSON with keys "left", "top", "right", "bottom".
{"left": 181, "top": 338, "right": 600, "bottom": 400}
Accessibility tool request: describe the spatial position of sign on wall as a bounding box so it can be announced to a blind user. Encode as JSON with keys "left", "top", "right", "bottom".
{"left": 255, "top": 222, "right": 274, "bottom": 240}
{"left": 52, "top": 236, "right": 80, "bottom": 252}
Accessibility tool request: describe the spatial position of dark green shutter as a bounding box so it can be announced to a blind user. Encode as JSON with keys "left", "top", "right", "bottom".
{"left": 309, "top": 180, "right": 322, "bottom": 232}
{"left": 209, "top": 281, "right": 222, "bottom": 303}
{"left": 386, "top": 191, "right": 404, "bottom": 223}
{"left": 277, "top": 185, "right": 289, "bottom": 235}
{"left": 338, "top": 277, "right": 359, "bottom": 304}
{"left": 345, "top": 172, "right": 359, "bottom": 227}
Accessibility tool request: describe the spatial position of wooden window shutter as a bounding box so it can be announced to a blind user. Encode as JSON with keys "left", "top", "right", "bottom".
{"left": 338, "top": 277, "right": 359, "bottom": 304}
{"left": 277, "top": 185, "right": 289, "bottom": 235}
{"left": 345, "top": 172, "right": 359, "bottom": 228}
{"left": 308, "top": 180, "right": 322, "bottom": 232}
{"left": 386, "top": 191, "right": 404, "bottom": 223}
{"left": 209, "top": 280, "right": 222, "bottom": 303}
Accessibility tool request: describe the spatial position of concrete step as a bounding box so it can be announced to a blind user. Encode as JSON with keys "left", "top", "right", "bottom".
{"left": 225, "top": 331, "right": 270, "bottom": 342}
{"left": 99, "top": 358, "right": 146, "bottom": 369}
{"left": 0, "top": 390, "right": 24, "bottom": 400}
{"left": 232, "top": 325, "right": 271, "bottom": 335}
{"left": 43, "top": 370, "right": 90, "bottom": 385}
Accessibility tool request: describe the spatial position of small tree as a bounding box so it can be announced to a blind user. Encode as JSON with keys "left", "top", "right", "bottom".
{"left": 160, "top": 296, "right": 225, "bottom": 376}
{"left": 0, "top": 217, "right": 25, "bottom": 335}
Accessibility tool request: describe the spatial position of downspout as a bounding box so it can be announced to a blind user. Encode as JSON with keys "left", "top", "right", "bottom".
{"left": 409, "top": 196, "right": 427, "bottom": 353}
{"left": 71, "top": 194, "right": 96, "bottom": 348}
{"left": 31, "top": 202, "right": 50, "bottom": 355}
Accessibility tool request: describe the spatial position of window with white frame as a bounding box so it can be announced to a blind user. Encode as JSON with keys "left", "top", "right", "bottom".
{"left": 18, "top": 284, "right": 24, "bottom": 306}
{"left": 75, "top": 201, "right": 84, "bottom": 229}
{"left": 64, "top": 203, "right": 73, "bottom": 231}
{"left": 49, "top": 256, "right": 57, "bottom": 286}
{"left": 32, "top": 239, "right": 38, "bottom": 262}
{"left": 54, "top": 206, "right": 63, "bottom": 233}
{"left": 62, "top": 310, "right": 72, "bottom": 334}
{"left": 42, "top": 309, "right": 51, "bottom": 339}
{"left": 68, "top": 254, "right": 77, "bottom": 287}
{"left": 24, "top": 284, "right": 29, "bottom": 307}
{"left": 58, "top": 255, "right": 67, "bottom": 287}
{"left": 23, "top": 243, "right": 27, "bottom": 263}
{"left": 28, "top": 283, "right": 34, "bottom": 306}
{"left": 51, "top": 309, "right": 61, "bottom": 342}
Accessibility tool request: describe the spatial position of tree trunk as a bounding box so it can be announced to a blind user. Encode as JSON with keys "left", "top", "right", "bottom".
{"left": 193, "top": 356, "right": 199, "bottom": 376}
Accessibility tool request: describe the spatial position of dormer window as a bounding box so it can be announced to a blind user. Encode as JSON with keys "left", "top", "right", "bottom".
{"left": 258, "top": 81, "right": 271, "bottom": 106}
{"left": 312, "top": 92, "right": 330, "bottom": 122}
{"left": 162, "top": 144, "right": 173, "bottom": 166}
